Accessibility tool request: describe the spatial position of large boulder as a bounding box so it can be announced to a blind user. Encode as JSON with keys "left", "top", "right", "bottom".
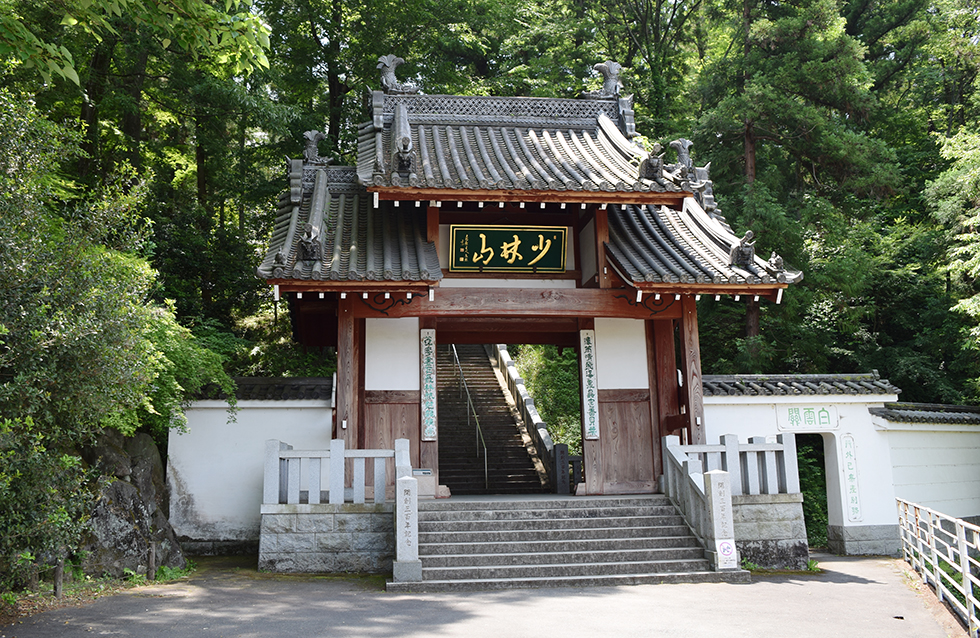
{"left": 80, "top": 431, "right": 186, "bottom": 577}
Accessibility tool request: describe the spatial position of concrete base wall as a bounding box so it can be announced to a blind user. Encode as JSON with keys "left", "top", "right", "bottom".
{"left": 733, "top": 493, "right": 809, "bottom": 570}
{"left": 259, "top": 503, "right": 394, "bottom": 573}
{"left": 827, "top": 524, "right": 900, "bottom": 557}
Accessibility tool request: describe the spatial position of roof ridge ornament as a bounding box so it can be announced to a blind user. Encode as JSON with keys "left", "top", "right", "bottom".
{"left": 378, "top": 54, "right": 418, "bottom": 95}
{"left": 298, "top": 222, "right": 322, "bottom": 263}
{"left": 583, "top": 61, "right": 623, "bottom": 99}
{"left": 730, "top": 230, "right": 756, "bottom": 267}
{"left": 303, "top": 130, "right": 331, "bottom": 163}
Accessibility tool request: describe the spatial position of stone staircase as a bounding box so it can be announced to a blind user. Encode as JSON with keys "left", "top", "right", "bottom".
{"left": 437, "top": 344, "right": 547, "bottom": 495}
{"left": 386, "top": 495, "right": 749, "bottom": 591}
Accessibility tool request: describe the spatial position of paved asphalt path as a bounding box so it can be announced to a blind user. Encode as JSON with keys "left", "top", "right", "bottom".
{"left": 0, "top": 553, "right": 967, "bottom": 638}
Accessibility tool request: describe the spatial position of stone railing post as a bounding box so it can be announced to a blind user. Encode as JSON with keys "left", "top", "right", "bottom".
{"left": 554, "top": 444, "right": 570, "bottom": 494}
{"left": 721, "top": 434, "right": 742, "bottom": 495}
{"left": 392, "top": 438, "right": 421, "bottom": 582}
{"left": 776, "top": 433, "right": 800, "bottom": 494}
{"left": 264, "top": 439, "right": 289, "bottom": 505}
{"left": 329, "top": 439, "right": 345, "bottom": 505}
{"left": 704, "top": 469, "right": 738, "bottom": 570}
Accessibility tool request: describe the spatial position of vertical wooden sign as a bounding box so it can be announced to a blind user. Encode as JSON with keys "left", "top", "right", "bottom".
{"left": 580, "top": 330, "right": 600, "bottom": 440}
{"left": 420, "top": 329, "right": 438, "bottom": 441}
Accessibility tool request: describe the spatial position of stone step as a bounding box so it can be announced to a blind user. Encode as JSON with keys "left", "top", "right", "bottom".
{"left": 418, "top": 535, "right": 703, "bottom": 556}
{"left": 386, "top": 570, "right": 750, "bottom": 592}
{"left": 386, "top": 490, "right": 744, "bottom": 592}
{"left": 419, "top": 545, "right": 705, "bottom": 567}
{"left": 418, "top": 525, "right": 695, "bottom": 544}
{"left": 419, "top": 505, "right": 679, "bottom": 521}
{"left": 421, "top": 557, "right": 715, "bottom": 581}
{"left": 418, "top": 495, "right": 672, "bottom": 511}
{"left": 419, "top": 515, "right": 687, "bottom": 532}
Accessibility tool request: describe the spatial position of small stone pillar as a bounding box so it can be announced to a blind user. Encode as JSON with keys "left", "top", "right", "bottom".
{"left": 704, "top": 469, "right": 739, "bottom": 570}
{"left": 392, "top": 475, "right": 422, "bottom": 582}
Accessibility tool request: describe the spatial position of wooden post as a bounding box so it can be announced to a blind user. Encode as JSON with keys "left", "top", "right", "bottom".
{"left": 594, "top": 206, "right": 611, "bottom": 288}
{"left": 426, "top": 205, "right": 440, "bottom": 243}
{"left": 646, "top": 321, "right": 670, "bottom": 478}
{"left": 679, "top": 295, "right": 705, "bottom": 444}
{"left": 147, "top": 544, "right": 156, "bottom": 581}
{"left": 53, "top": 559, "right": 64, "bottom": 598}
{"left": 336, "top": 296, "right": 361, "bottom": 450}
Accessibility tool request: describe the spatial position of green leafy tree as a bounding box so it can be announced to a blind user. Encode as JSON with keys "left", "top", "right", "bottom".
{"left": 511, "top": 345, "right": 582, "bottom": 456}
{"left": 928, "top": 130, "right": 980, "bottom": 400}
{"left": 0, "top": 90, "right": 234, "bottom": 589}
{"left": 0, "top": 0, "right": 270, "bottom": 84}
{"left": 0, "top": 418, "right": 96, "bottom": 591}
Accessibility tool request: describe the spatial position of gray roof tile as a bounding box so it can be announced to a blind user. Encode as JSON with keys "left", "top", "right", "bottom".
{"left": 257, "top": 164, "right": 442, "bottom": 283}
{"left": 197, "top": 377, "right": 333, "bottom": 401}
{"left": 869, "top": 402, "right": 980, "bottom": 425}
{"left": 358, "top": 92, "right": 675, "bottom": 194}
{"left": 703, "top": 372, "right": 901, "bottom": 396}
{"left": 606, "top": 203, "right": 802, "bottom": 286}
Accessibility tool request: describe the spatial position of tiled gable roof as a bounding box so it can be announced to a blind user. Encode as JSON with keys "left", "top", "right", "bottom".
{"left": 703, "top": 372, "right": 901, "bottom": 396}
{"left": 358, "top": 92, "right": 675, "bottom": 195}
{"left": 256, "top": 163, "right": 442, "bottom": 283}
{"left": 605, "top": 202, "right": 802, "bottom": 286}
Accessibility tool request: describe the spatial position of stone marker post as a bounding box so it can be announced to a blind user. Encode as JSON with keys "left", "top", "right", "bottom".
{"left": 392, "top": 438, "right": 422, "bottom": 582}
{"left": 704, "top": 469, "right": 739, "bottom": 570}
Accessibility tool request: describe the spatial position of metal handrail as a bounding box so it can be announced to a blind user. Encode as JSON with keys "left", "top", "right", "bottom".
{"left": 451, "top": 345, "right": 489, "bottom": 490}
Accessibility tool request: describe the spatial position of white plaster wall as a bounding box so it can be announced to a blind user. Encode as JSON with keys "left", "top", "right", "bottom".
{"left": 594, "top": 318, "right": 648, "bottom": 389}
{"left": 168, "top": 400, "right": 332, "bottom": 542}
{"left": 703, "top": 396, "right": 899, "bottom": 529}
{"left": 879, "top": 423, "right": 980, "bottom": 519}
{"left": 365, "top": 317, "right": 419, "bottom": 391}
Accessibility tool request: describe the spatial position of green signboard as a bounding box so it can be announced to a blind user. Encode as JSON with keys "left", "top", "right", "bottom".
{"left": 449, "top": 225, "right": 567, "bottom": 273}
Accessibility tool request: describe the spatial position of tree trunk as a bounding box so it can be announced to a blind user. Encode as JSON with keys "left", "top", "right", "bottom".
{"left": 79, "top": 37, "right": 118, "bottom": 181}
{"left": 121, "top": 47, "right": 150, "bottom": 174}
{"left": 325, "top": 0, "right": 349, "bottom": 156}
{"left": 746, "top": 297, "right": 760, "bottom": 338}
{"left": 744, "top": 119, "right": 756, "bottom": 185}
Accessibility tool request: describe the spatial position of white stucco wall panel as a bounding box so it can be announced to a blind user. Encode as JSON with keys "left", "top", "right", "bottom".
{"left": 365, "top": 317, "right": 419, "bottom": 391}
{"left": 168, "top": 401, "right": 332, "bottom": 543}
{"left": 594, "top": 318, "right": 648, "bottom": 389}
{"left": 704, "top": 396, "right": 899, "bottom": 529}
{"left": 884, "top": 429, "right": 980, "bottom": 518}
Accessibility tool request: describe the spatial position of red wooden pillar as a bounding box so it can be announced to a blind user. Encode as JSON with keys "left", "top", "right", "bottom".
{"left": 678, "top": 295, "right": 706, "bottom": 444}
{"left": 594, "top": 206, "right": 612, "bottom": 289}
{"left": 336, "top": 295, "right": 361, "bottom": 450}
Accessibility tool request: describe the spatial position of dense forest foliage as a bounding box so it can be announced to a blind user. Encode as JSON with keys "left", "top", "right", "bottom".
{"left": 1, "top": 0, "right": 979, "bottom": 591}
{"left": 4, "top": 0, "right": 977, "bottom": 402}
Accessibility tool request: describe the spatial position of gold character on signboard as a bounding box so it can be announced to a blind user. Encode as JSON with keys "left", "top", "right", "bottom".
{"left": 472, "top": 233, "right": 494, "bottom": 264}
{"left": 500, "top": 235, "right": 522, "bottom": 264}
{"left": 527, "top": 234, "right": 552, "bottom": 266}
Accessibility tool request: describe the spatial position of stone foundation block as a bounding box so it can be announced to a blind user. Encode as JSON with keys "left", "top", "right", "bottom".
{"left": 827, "top": 524, "right": 900, "bottom": 557}
{"left": 259, "top": 503, "right": 394, "bottom": 574}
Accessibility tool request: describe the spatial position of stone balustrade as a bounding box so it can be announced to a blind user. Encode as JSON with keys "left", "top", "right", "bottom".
{"left": 663, "top": 433, "right": 808, "bottom": 570}
{"left": 259, "top": 438, "right": 420, "bottom": 577}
